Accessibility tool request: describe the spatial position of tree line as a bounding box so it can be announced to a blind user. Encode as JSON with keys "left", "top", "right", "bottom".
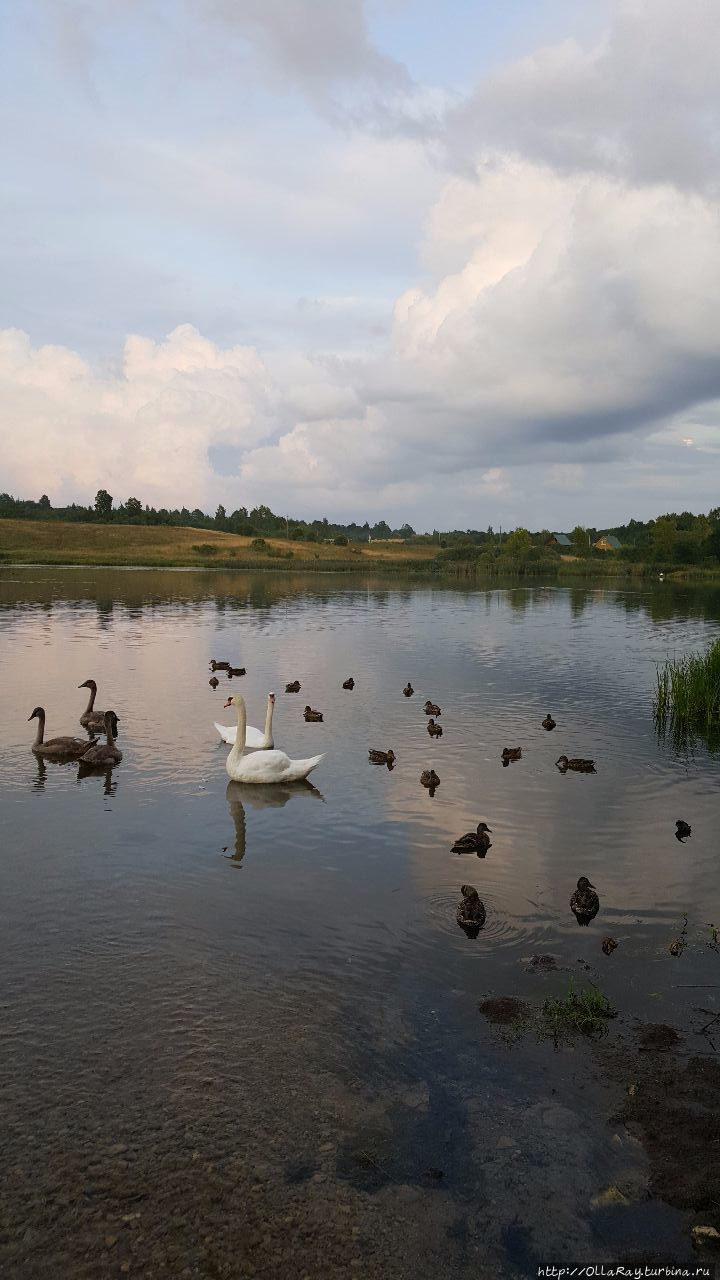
{"left": 2, "top": 491, "right": 720, "bottom": 563}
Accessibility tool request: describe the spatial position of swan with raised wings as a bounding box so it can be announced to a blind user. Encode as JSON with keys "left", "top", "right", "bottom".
{"left": 215, "top": 692, "right": 275, "bottom": 749}
{"left": 223, "top": 695, "right": 324, "bottom": 784}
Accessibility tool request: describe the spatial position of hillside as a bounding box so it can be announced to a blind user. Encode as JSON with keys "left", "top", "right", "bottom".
{"left": 0, "top": 519, "right": 440, "bottom": 570}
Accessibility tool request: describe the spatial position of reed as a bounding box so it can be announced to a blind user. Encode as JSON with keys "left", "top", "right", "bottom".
{"left": 654, "top": 637, "right": 720, "bottom": 747}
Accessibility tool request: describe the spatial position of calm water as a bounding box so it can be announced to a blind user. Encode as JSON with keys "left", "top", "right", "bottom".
{"left": 2, "top": 567, "right": 720, "bottom": 1278}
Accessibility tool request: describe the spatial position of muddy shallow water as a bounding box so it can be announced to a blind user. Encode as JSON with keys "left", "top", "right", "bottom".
{"left": 1, "top": 567, "right": 720, "bottom": 1277}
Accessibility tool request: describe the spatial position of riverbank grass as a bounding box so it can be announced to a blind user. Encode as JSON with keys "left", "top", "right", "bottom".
{"left": 654, "top": 637, "right": 720, "bottom": 744}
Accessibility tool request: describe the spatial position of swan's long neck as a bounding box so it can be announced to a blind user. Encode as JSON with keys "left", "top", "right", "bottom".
{"left": 33, "top": 712, "right": 45, "bottom": 746}
{"left": 264, "top": 697, "right": 274, "bottom": 741}
{"left": 84, "top": 683, "right": 97, "bottom": 714}
{"left": 228, "top": 698, "right": 247, "bottom": 767}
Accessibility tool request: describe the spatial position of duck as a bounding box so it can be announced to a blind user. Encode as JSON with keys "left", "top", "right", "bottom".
{"left": 556, "top": 755, "right": 595, "bottom": 773}
{"left": 342, "top": 678, "right": 355, "bottom": 690}
{"left": 452, "top": 822, "right": 492, "bottom": 856}
{"left": 456, "top": 884, "right": 486, "bottom": 933}
{"left": 601, "top": 937, "right": 618, "bottom": 955}
{"left": 215, "top": 693, "right": 275, "bottom": 750}
{"left": 369, "top": 749, "right": 396, "bottom": 766}
{"left": 285, "top": 680, "right": 301, "bottom": 693}
{"left": 226, "top": 666, "right": 246, "bottom": 678}
{"left": 79, "top": 711, "right": 122, "bottom": 767}
{"left": 78, "top": 679, "right": 115, "bottom": 734}
{"left": 420, "top": 769, "right": 440, "bottom": 789}
{"left": 29, "top": 707, "right": 98, "bottom": 760}
{"left": 501, "top": 747, "right": 522, "bottom": 764}
{"left": 675, "top": 820, "right": 691, "bottom": 841}
{"left": 209, "top": 660, "right": 231, "bottom": 672}
{"left": 223, "top": 695, "right": 323, "bottom": 784}
{"left": 570, "top": 876, "right": 599, "bottom": 924}
{"left": 209, "top": 676, "right": 220, "bottom": 690}
{"left": 304, "top": 706, "right": 323, "bottom": 722}
{"left": 424, "top": 701, "right": 441, "bottom": 716}
{"left": 427, "top": 719, "right": 443, "bottom": 738}
{"left": 403, "top": 683, "right": 414, "bottom": 698}
{"left": 542, "top": 713, "right": 556, "bottom": 731}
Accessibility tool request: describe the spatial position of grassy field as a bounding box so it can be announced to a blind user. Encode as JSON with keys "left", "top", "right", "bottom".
{"left": 0, "top": 519, "right": 440, "bottom": 571}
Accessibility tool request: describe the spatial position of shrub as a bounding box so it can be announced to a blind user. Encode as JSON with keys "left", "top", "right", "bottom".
{"left": 251, "top": 538, "right": 267, "bottom": 550}
{"left": 192, "top": 543, "right": 219, "bottom": 555}
{"left": 333, "top": 534, "right": 349, "bottom": 546}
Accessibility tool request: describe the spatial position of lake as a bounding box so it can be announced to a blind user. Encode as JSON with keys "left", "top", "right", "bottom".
{"left": 2, "top": 566, "right": 719, "bottom": 1278}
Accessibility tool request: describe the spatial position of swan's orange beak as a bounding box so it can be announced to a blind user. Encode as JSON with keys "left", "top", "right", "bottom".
{"left": 223, "top": 698, "right": 233, "bottom": 709}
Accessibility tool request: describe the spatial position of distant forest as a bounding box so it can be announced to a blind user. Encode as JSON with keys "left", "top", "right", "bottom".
{"left": 2, "top": 490, "right": 720, "bottom": 563}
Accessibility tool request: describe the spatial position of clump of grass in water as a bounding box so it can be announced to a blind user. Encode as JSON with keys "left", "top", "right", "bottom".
{"left": 542, "top": 978, "right": 615, "bottom": 1040}
{"left": 654, "top": 637, "right": 720, "bottom": 749}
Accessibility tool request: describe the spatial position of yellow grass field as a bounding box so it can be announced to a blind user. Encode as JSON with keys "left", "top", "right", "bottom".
{"left": 0, "top": 519, "right": 439, "bottom": 570}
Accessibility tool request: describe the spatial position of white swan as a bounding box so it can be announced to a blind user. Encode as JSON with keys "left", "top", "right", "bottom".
{"left": 224, "top": 695, "right": 324, "bottom": 784}
{"left": 215, "top": 692, "right": 275, "bottom": 750}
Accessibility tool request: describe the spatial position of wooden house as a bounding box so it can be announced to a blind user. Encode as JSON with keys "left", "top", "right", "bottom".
{"left": 545, "top": 532, "right": 572, "bottom": 548}
{"left": 593, "top": 534, "right": 622, "bottom": 552}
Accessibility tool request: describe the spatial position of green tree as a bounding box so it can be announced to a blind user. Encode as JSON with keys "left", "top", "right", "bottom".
{"left": 652, "top": 516, "right": 677, "bottom": 561}
{"left": 38, "top": 494, "right": 51, "bottom": 509}
{"left": 125, "top": 496, "right": 143, "bottom": 520}
{"left": 94, "top": 489, "right": 113, "bottom": 521}
{"left": 214, "top": 504, "right": 227, "bottom": 531}
{"left": 333, "top": 534, "right": 349, "bottom": 546}
{"left": 504, "top": 527, "right": 532, "bottom": 556}
{"left": 571, "top": 525, "right": 589, "bottom": 555}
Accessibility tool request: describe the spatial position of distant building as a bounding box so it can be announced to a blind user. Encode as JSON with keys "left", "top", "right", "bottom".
{"left": 546, "top": 532, "right": 572, "bottom": 548}
{"left": 594, "top": 534, "right": 622, "bottom": 551}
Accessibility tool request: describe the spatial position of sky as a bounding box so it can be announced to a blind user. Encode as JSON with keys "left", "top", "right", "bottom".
{"left": 1, "top": 0, "right": 720, "bottom": 531}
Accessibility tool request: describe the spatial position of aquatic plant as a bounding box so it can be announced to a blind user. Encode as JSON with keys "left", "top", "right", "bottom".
{"left": 542, "top": 978, "right": 615, "bottom": 1040}
{"left": 654, "top": 637, "right": 720, "bottom": 749}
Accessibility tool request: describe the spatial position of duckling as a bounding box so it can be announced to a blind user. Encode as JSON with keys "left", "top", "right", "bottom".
{"left": 227, "top": 666, "right": 246, "bottom": 678}
{"left": 542, "top": 713, "right": 556, "bottom": 731}
{"left": 209, "top": 676, "right": 220, "bottom": 689}
{"left": 427, "top": 719, "right": 443, "bottom": 738}
{"left": 556, "top": 755, "right": 595, "bottom": 773}
{"left": 424, "top": 701, "right": 441, "bottom": 716}
{"left": 209, "top": 660, "right": 231, "bottom": 672}
{"left": 420, "top": 769, "right": 440, "bottom": 790}
{"left": 285, "top": 680, "right": 301, "bottom": 693}
{"left": 570, "top": 876, "right": 599, "bottom": 925}
{"left": 304, "top": 706, "right": 323, "bottom": 722}
{"left": 456, "top": 884, "right": 486, "bottom": 934}
{"left": 675, "top": 820, "right": 691, "bottom": 841}
{"left": 80, "top": 711, "right": 122, "bottom": 767}
{"left": 403, "top": 683, "right": 414, "bottom": 698}
{"left": 29, "top": 707, "right": 98, "bottom": 760}
{"left": 601, "top": 937, "right": 618, "bottom": 955}
{"left": 369, "top": 749, "right": 395, "bottom": 766}
{"left": 452, "top": 822, "right": 492, "bottom": 856}
{"left": 342, "top": 678, "right": 355, "bottom": 690}
{"left": 501, "top": 747, "right": 522, "bottom": 765}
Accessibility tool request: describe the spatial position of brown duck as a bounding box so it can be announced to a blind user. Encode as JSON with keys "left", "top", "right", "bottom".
{"left": 570, "top": 876, "right": 599, "bottom": 924}
{"left": 452, "top": 822, "right": 492, "bottom": 856}
{"left": 403, "top": 683, "right": 414, "bottom": 697}
{"left": 424, "top": 701, "right": 441, "bottom": 716}
{"left": 227, "top": 666, "right": 246, "bottom": 678}
{"left": 542, "top": 713, "right": 556, "bottom": 730}
{"left": 556, "top": 755, "right": 595, "bottom": 773}
{"left": 209, "top": 660, "right": 231, "bottom": 672}
{"left": 501, "top": 747, "right": 522, "bottom": 765}
{"left": 456, "top": 884, "right": 486, "bottom": 933}
{"left": 427, "top": 719, "right": 443, "bottom": 738}
{"left": 304, "top": 706, "right": 323, "bottom": 722}
{"left": 369, "top": 749, "right": 395, "bottom": 766}
{"left": 420, "top": 769, "right": 440, "bottom": 789}
{"left": 342, "top": 678, "right": 355, "bottom": 690}
{"left": 209, "top": 676, "right": 220, "bottom": 689}
{"left": 29, "top": 707, "right": 97, "bottom": 760}
{"left": 285, "top": 680, "right": 301, "bottom": 693}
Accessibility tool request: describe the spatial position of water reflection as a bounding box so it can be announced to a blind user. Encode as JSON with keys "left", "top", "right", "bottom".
{"left": 76, "top": 762, "right": 118, "bottom": 796}
{"left": 224, "top": 779, "right": 324, "bottom": 866}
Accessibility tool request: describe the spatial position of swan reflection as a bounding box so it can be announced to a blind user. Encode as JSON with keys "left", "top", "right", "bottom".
{"left": 76, "top": 762, "right": 118, "bottom": 796}
{"left": 224, "top": 779, "right": 324, "bottom": 867}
